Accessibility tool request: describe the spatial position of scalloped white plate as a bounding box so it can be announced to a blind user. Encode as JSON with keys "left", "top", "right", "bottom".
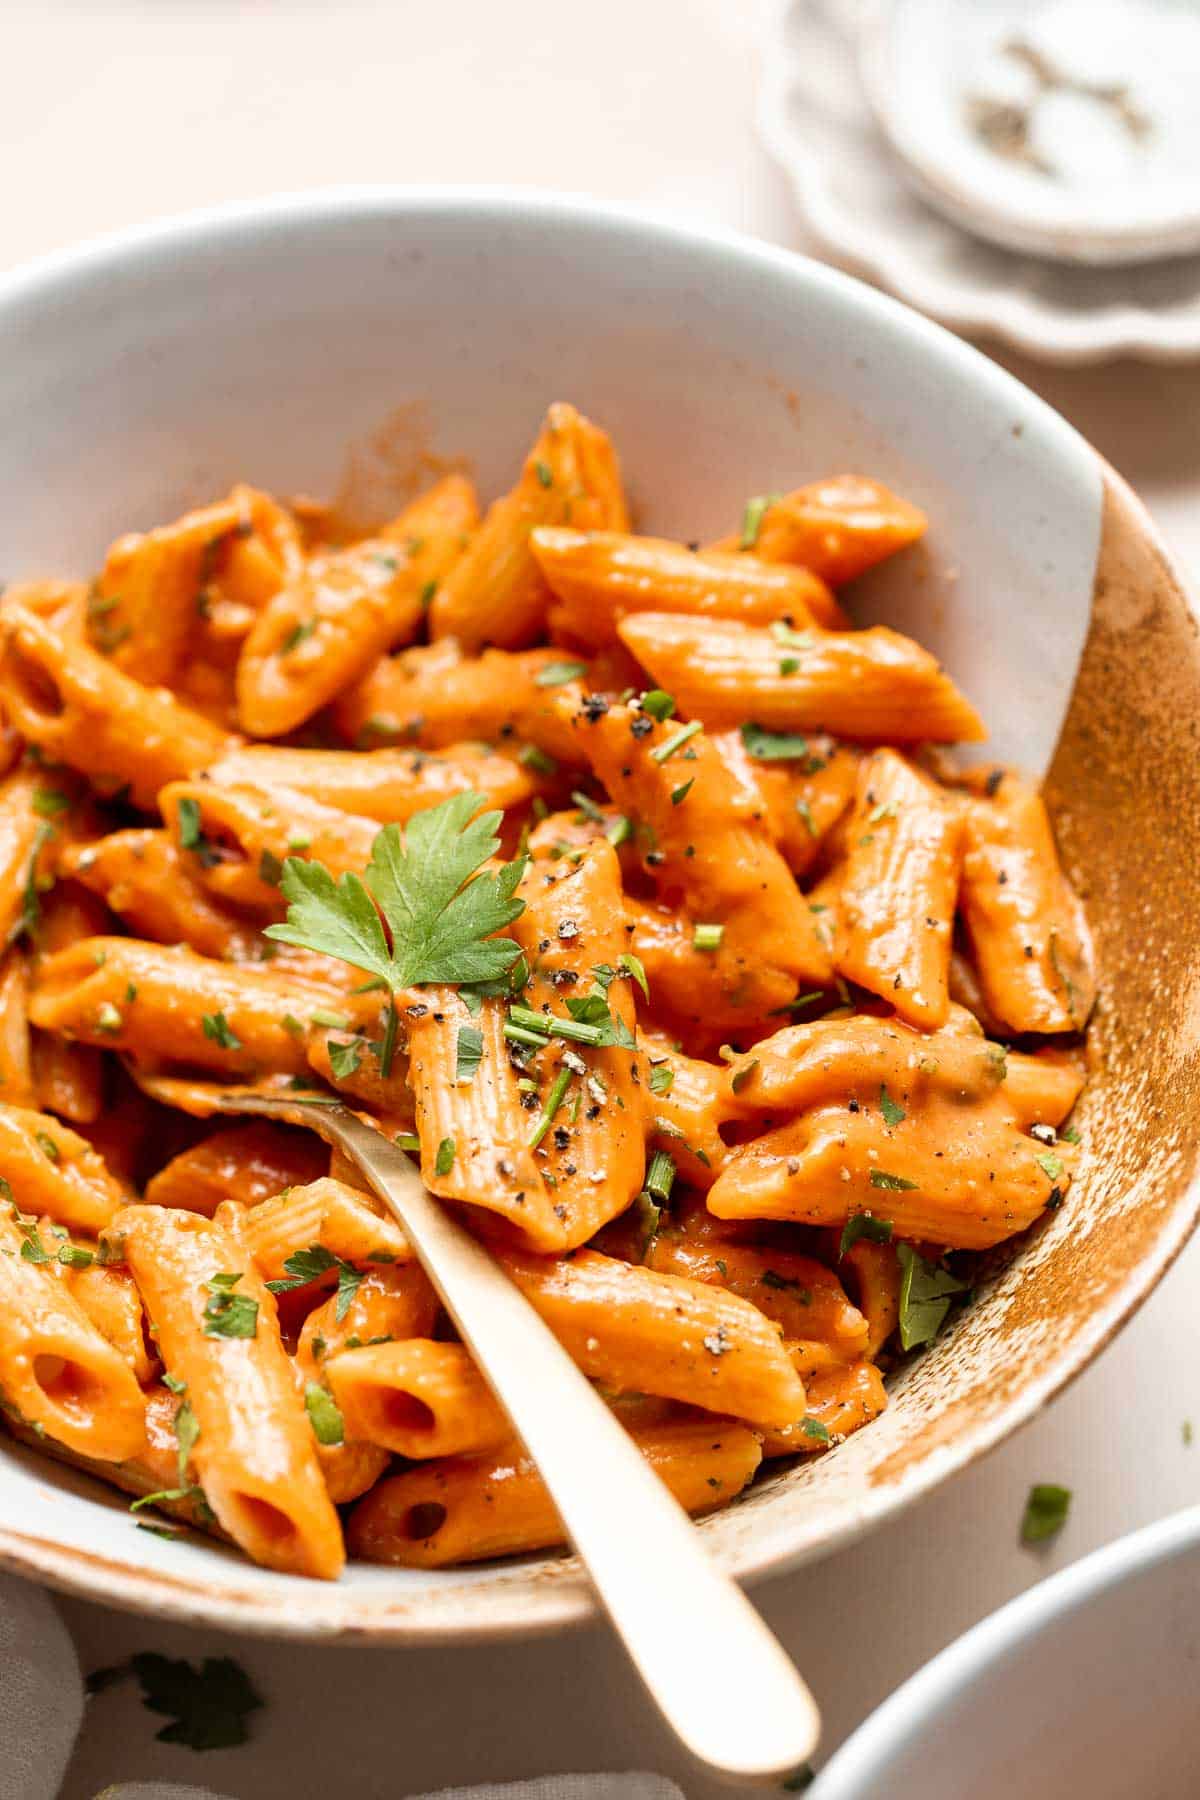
{"left": 758, "top": 0, "right": 1200, "bottom": 364}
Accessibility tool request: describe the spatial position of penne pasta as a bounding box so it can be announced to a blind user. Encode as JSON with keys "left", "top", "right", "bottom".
{"left": 116, "top": 1204, "right": 344, "bottom": 1578}
{"left": 206, "top": 741, "right": 534, "bottom": 825}
{"left": 63, "top": 829, "right": 257, "bottom": 960}
{"left": 498, "top": 1247, "right": 807, "bottom": 1428}
{"left": 710, "top": 1010, "right": 1076, "bottom": 1248}
{"left": 618, "top": 613, "right": 986, "bottom": 742}
{"left": 708, "top": 476, "right": 927, "bottom": 584}
{"left": 333, "top": 641, "right": 578, "bottom": 756}
{"left": 235, "top": 1176, "right": 412, "bottom": 1284}
{"left": 430, "top": 404, "right": 627, "bottom": 649}
{"left": 237, "top": 475, "right": 479, "bottom": 736}
{"left": 144, "top": 1121, "right": 329, "bottom": 1215}
{"left": 29, "top": 937, "right": 345, "bottom": 1080}
{"left": 90, "top": 495, "right": 248, "bottom": 687}
{"left": 0, "top": 1204, "right": 146, "bottom": 1461}
{"left": 0, "top": 1104, "right": 127, "bottom": 1234}
{"left": 348, "top": 1418, "right": 762, "bottom": 1568}
{"left": 569, "top": 698, "right": 831, "bottom": 1018}
{"left": 0, "top": 608, "right": 231, "bottom": 809}
{"left": 960, "top": 771, "right": 1096, "bottom": 1034}
{"left": 326, "top": 1339, "right": 509, "bottom": 1460}
{"left": 834, "top": 749, "right": 964, "bottom": 1029}
{"left": 531, "top": 528, "right": 845, "bottom": 647}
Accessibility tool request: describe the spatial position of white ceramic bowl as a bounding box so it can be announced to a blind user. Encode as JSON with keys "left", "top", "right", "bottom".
{"left": 1, "top": 187, "right": 1198, "bottom": 1643}
{"left": 813, "top": 1505, "right": 1200, "bottom": 1797}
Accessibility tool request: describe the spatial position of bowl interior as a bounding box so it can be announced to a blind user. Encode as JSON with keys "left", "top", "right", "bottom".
{"left": 1, "top": 190, "right": 1197, "bottom": 1640}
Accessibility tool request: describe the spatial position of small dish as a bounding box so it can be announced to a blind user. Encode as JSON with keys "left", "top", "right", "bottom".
{"left": 858, "top": 0, "right": 1200, "bottom": 267}
{"left": 813, "top": 1506, "right": 1200, "bottom": 1797}
{"left": 758, "top": 0, "right": 1200, "bottom": 362}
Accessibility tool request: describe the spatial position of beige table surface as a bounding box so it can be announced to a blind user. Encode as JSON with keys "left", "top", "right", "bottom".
{"left": 4, "top": 2, "right": 1200, "bottom": 1793}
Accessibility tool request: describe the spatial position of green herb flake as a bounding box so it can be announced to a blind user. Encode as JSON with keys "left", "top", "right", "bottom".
{"left": 201, "top": 1012, "right": 242, "bottom": 1052}
{"left": 670, "top": 778, "right": 694, "bottom": 806}
{"left": 639, "top": 689, "right": 676, "bottom": 722}
{"left": 648, "top": 1062, "right": 675, "bottom": 1096}
{"left": 34, "top": 1131, "right": 60, "bottom": 1164}
{"left": 529, "top": 1065, "right": 572, "bottom": 1150}
{"left": 1036, "top": 1150, "right": 1065, "bottom": 1183}
{"left": 897, "top": 1242, "right": 967, "bottom": 1350}
{"left": 1020, "top": 1482, "right": 1071, "bottom": 1546}
{"left": 879, "top": 1085, "right": 906, "bottom": 1128}
{"left": 327, "top": 1036, "right": 364, "bottom": 1081}
{"left": 202, "top": 1273, "right": 259, "bottom": 1340}
{"left": 280, "top": 618, "right": 318, "bottom": 656}
{"left": 258, "top": 848, "right": 284, "bottom": 887}
{"left": 650, "top": 720, "right": 702, "bottom": 765}
{"left": 692, "top": 922, "right": 723, "bottom": 952}
{"left": 534, "top": 459, "right": 554, "bottom": 488}
{"left": 455, "top": 1024, "right": 484, "bottom": 1084}
{"left": 738, "top": 493, "right": 776, "bottom": 550}
{"left": 31, "top": 788, "right": 70, "bottom": 818}
{"left": 869, "top": 1169, "right": 918, "bottom": 1192}
{"left": 794, "top": 798, "right": 817, "bottom": 837}
{"left": 304, "top": 1381, "right": 345, "bottom": 1447}
{"left": 535, "top": 660, "right": 588, "bottom": 688}
{"left": 739, "top": 723, "right": 811, "bottom": 762}
{"left": 838, "top": 1213, "right": 894, "bottom": 1256}
{"left": 435, "top": 1136, "right": 456, "bottom": 1177}
{"left": 801, "top": 1416, "right": 830, "bottom": 1444}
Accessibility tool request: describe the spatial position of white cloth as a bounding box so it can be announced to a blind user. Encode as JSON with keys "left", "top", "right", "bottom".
{"left": 1, "top": 1569, "right": 682, "bottom": 1800}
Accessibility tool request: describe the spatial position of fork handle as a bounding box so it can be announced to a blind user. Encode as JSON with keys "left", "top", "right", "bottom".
{"left": 324, "top": 1106, "right": 821, "bottom": 1784}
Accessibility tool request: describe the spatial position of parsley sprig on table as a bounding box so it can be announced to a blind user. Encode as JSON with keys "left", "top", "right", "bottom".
{"left": 265, "top": 791, "right": 526, "bottom": 1077}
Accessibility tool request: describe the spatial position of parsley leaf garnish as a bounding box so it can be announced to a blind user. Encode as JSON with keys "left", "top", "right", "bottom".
{"left": 86, "top": 1652, "right": 264, "bottom": 1750}
{"left": 264, "top": 794, "right": 525, "bottom": 1077}
{"left": 265, "top": 1243, "right": 362, "bottom": 1323}
{"left": 897, "top": 1242, "right": 967, "bottom": 1350}
{"left": 202, "top": 1272, "right": 258, "bottom": 1340}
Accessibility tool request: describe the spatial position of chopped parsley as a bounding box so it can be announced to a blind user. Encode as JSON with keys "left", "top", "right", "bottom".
{"left": 739, "top": 724, "right": 811, "bottom": 761}
{"left": 201, "top": 1012, "right": 242, "bottom": 1052}
{"left": 838, "top": 1213, "right": 893, "bottom": 1256}
{"left": 327, "top": 1036, "right": 363, "bottom": 1081}
{"left": 1020, "top": 1482, "right": 1071, "bottom": 1545}
{"left": 897, "top": 1243, "right": 967, "bottom": 1350}
{"left": 879, "top": 1085, "right": 906, "bottom": 1127}
{"left": 869, "top": 1169, "right": 917, "bottom": 1192}
{"left": 434, "top": 1137, "right": 456, "bottom": 1177}
{"left": 455, "top": 1024, "right": 484, "bottom": 1083}
{"left": 202, "top": 1272, "right": 259, "bottom": 1340}
{"left": 304, "top": 1382, "right": 345, "bottom": 1446}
